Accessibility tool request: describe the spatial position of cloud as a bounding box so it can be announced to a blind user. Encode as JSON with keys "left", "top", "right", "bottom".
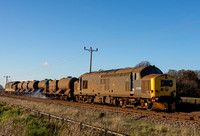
{"left": 42, "top": 62, "right": 49, "bottom": 67}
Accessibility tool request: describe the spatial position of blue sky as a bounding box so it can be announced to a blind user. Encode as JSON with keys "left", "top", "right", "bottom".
{"left": 0, "top": 0, "right": 200, "bottom": 86}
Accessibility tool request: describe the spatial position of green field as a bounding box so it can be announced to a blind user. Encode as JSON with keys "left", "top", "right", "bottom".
{"left": 0, "top": 103, "right": 62, "bottom": 136}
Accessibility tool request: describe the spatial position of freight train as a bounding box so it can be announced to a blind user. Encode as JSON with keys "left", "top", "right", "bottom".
{"left": 4, "top": 65, "right": 177, "bottom": 111}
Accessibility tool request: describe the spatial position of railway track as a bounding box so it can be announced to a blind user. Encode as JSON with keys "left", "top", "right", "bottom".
{"left": 0, "top": 93, "right": 200, "bottom": 124}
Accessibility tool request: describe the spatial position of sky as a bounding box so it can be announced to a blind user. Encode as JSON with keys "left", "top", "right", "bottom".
{"left": 0, "top": 0, "right": 200, "bottom": 87}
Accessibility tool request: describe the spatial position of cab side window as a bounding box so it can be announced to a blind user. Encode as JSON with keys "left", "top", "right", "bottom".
{"left": 80, "top": 78, "right": 82, "bottom": 90}
{"left": 133, "top": 73, "right": 139, "bottom": 80}
{"left": 83, "top": 80, "right": 88, "bottom": 89}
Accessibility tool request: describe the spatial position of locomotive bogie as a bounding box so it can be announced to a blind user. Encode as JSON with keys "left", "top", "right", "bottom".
{"left": 152, "top": 102, "right": 176, "bottom": 111}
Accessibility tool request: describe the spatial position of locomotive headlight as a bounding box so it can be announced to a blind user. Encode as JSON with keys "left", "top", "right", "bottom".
{"left": 156, "top": 97, "right": 159, "bottom": 100}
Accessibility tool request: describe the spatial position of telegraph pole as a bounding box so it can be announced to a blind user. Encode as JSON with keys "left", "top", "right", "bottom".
{"left": 4, "top": 76, "right": 10, "bottom": 85}
{"left": 84, "top": 47, "right": 98, "bottom": 73}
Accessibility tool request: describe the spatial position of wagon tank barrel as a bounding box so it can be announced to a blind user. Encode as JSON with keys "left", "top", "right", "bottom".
{"left": 58, "top": 77, "right": 78, "bottom": 90}
{"left": 17, "top": 82, "right": 23, "bottom": 89}
{"left": 38, "top": 80, "right": 50, "bottom": 90}
{"left": 22, "top": 81, "right": 29, "bottom": 90}
{"left": 28, "top": 81, "right": 39, "bottom": 90}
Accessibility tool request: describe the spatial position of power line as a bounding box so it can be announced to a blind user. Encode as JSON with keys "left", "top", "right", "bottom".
{"left": 84, "top": 47, "right": 98, "bottom": 73}
{"left": 100, "top": 21, "right": 200, "bottom": 46}
{"left": 4, "top": 76, "right": 11, "bottom": 85}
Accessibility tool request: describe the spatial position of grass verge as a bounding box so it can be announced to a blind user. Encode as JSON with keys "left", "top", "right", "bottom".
{"left": 0, "top": 96, "right": 200, "bottom": 136}
{"left": 0, "top": 103, "right": 61, "bottom": 136}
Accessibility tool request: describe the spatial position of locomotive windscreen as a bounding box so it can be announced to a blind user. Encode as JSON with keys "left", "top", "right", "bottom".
{"left": 161, "top": 80, "right": 173, "bottom": 87}
{"left": 141, "top": 66, "right": 163, "bottom": 78}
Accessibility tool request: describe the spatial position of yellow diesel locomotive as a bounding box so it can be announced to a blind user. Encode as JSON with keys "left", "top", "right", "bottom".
{"left": 74, "top": 65, "right": 176, "bottom": 110}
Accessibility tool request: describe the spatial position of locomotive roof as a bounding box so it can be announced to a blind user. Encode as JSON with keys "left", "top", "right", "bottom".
{"left": 141, "top": 74, "right": 163, "bottom": 80}
{"left": 141, "top": 74, "right": 173, "bottom": 80}
{"left": 80, "top": 65, "right": 160, "bottom": 77}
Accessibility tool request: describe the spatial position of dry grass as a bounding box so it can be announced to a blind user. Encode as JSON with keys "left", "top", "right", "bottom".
{"left": 0, "top": 103, "right": 112, "bottom": 136}
{"left": 0, "top": 96, "right": 200, "bottom": 136}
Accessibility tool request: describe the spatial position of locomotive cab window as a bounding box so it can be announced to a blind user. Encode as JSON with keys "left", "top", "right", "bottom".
{"left": 161, "top": 80, "right": 173, "bottom": 87}
{"left": 83, "top": 80, "right": 88, "bottom": 89}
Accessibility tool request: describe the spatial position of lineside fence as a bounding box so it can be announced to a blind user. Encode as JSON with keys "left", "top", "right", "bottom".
{"left": 0, "top": 101, "right": 127, "bottom": 136}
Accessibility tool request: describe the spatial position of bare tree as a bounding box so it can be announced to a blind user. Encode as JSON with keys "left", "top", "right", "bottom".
{"left": 135, "top": 61, "right": 151, "bottom": 67}
{"left": 168, "top": 69, "right": 200, "bottom": 97}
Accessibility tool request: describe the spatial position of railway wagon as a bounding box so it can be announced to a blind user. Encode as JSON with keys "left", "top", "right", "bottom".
{"left": 47, "top": 80, "right": 58, "bottom": 97}
{"left": 28, "top": 80, "right": 39, "bottom": 92}
{"left": 17, "top": 82, "right": 24, "bottom": 93}
{"left": 38, "top": 79, "right": 51, "bottom": 93}
{"left": 74, "top": 65, "right": 176, "bottom": 110}
{"left": 5, "top": 81, "right": 20, "bottom": 92}
{"left": 45, "top": 77, "right": 78, "bottom": 100}
{"left": 22, "top": 81, "right": 29, "bottom": 93}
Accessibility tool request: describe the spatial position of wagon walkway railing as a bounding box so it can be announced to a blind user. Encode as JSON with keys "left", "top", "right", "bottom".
{"left": 0, "top": 101, "right": 127, "bottom": 136}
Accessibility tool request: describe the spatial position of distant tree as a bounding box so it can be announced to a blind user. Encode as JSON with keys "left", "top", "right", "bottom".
{"left": 135, "top": 61, "right": 151, "bottom": 67}
{"left": 167, "top": 69, "right": 200, "bottom": 97}
{"left": 168, "top": 69, "right": 178, "bottom": 78}
{"left": 195, "top": 70, "right": 200, "bottom": 79}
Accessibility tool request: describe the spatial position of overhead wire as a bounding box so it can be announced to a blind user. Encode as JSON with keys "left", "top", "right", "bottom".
{"left": 100, "top": 20, "right": 200, "bottom": 46}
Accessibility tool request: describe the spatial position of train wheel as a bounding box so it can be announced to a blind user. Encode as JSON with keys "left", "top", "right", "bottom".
{"left": 147, "top": 103, "right": 153, "bottom": 111}
{"left": 132, "top": 105, "right": 137, "bottom": 109}
{"left": 60, "top": 96, "right": 64, "bottom": 101}
{"left": 91, "top": 98, "right": 94, "bottom": 104}
{"left": 122, "top": 104, "right": 126, "bottom": 108}
{"left": 62, "top": 96, "right": 67, "bottom": 101}
{"left": 115, "top": 99, "right": 120, "bottom": 107}
{"left": 168, "top": 103, "right": 172, "bottom": 112}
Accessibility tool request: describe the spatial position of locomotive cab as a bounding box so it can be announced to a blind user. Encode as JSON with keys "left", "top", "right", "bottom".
{"left": 151, "top": 74, "right": 176, "bottom": 110}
